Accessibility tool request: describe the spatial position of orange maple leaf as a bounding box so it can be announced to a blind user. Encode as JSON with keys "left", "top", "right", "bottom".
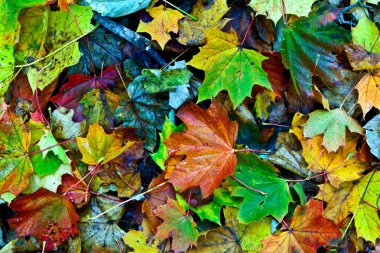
{"left": 261, "top": 199, "right": 342, "bottom": 253}
{"left": 58, "top": 0, "right": 76, "bottom": 11}
{"left": 355, "top": 70, "right": 380, "bottom": 118}
{"left": 165, "top": 100, "right": 238, "bottom": 198}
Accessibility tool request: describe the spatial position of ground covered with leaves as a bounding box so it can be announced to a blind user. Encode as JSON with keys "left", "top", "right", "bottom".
{"left": 0, "top": 0, "right": 379, "bottom": 252}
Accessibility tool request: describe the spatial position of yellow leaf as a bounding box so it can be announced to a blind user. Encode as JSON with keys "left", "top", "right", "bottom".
{"left": 355, "top": 70, "right": 380, "bottom": 118}
{"left": 177, "top": 0, "right": 229, "bottom": 46}
{"left": 76, "top": 123, "right": 134, "bottom": 165}
{"left": 137, "top": 5, "right": 184, "bottom": 49}
{"left": 316, "top": 171, "right": 380, "bottom": 243}
{"left": 291, "top": 113, "right": 366, "bottom": 187}
{"left": 122, "top": 230, "right": 160, "bottom": 253}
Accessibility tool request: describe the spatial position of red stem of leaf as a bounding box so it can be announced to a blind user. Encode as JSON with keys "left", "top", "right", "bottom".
{"left": 230, "top": 175, "right": 267, "bottom": 196}
{"left": 35, "top": 89, "right": 48, "bottom": 124}
{"left": 63, "top": 162, "right": 100, "bottom": 197}
{"left": 186, "top": 189, "right": 192, "bottom": 216}
{"left": 27, "top": 138, "right": 76, "bottom": 156}
{"left": 240, "top": 14, "right": 255, "bottom": 46}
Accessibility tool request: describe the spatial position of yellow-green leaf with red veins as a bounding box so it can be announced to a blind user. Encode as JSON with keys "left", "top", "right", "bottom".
{"left": 7, "top": 188, "right": 80, "bottom": 251}
{"left": 0, "top": 111, "right": 33, "bottom": 195}
{"left": 164, "top": 100, "right": 238, "bottom": 198}
{"left": 188, "top": 29, "right": 271, "bottom": 108}
{"left": 137, "top": 5, "right": 184, "bottom": 49}
{"left": 76, "top": 123, "right": 134, "bottom": 165}
{"left": 303, "top": 109, "right": 364, "bottom": 153}
{"left": 262, "top": 199, "right": 342, "bottom": 253}
{"left": 155, "top": 198, "right": 199, "bottom": 253}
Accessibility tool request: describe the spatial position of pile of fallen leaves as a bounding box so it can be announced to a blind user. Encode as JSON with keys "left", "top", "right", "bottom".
{"left": 0, "top": 0, "right": 379, "bottom": 252}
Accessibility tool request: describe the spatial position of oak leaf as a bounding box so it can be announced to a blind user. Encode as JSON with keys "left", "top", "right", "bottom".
{"left": 303, "top": 109, "right": 364, "bottom": 153}
{"left": 261, "top": 199, "right": 342, "bottom": 253}
{"left": 76, "top": 123, "right": 134, "bottom": 165}
{"left": 8, "top": 188, "right": 80, "bottom": 251}
{"left": 155, "top": 198, "right": 199, "bottom": 253}
{"left": 165, "top": 100, "right": 238, "bottom": 198}
{"left": 316, "top": 171, "right": 380, "bottom": 243}
{"left": 355, "top": 70, "right": 380, "bottom": 118}
{"left": 188, "top": 28, "right": 271, "bottom": 108}
{"left": 137, "top": 5, "right": 184, "bottom": 49}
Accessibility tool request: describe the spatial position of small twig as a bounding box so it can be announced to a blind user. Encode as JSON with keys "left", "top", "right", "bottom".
{"left": 162, "top": 0, "right": 198, "bottom": 21}
{"left": 230, "top": 175, "right": 267, "bottom": 196}
{"left": 86, "top": 182, "right": 168, "bottom": 221}
{"left": 93, "top": 13, "right": 167, "bottom": 66}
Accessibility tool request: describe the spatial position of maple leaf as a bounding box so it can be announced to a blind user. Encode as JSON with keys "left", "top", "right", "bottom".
{"left": 249, "top": 0, "right": 315, "bottom": 23}
{"left": 50, "top": 65, "right": 121, "bottom": 111}
{"left": 355, "top": 71, "right": 380, "bottom": 118}
{"left": 26, "top": 5, "right": 94, "bottom": 92}
{"left": 364, "top": 114, "right": 380, "bottom": 159}
{"left": 352, "top": 17, "right": 380, "bottom": 54}
{"left": 142, "top": 174, "right": 176, "bottom": 232}
{"left": 281, "top": 5, "right": 352, "bottom": 100}
{"left": 155, "top": 198, "right": 199, "bottom": 253}
{"left": 122, "top": 230, "right": 161, "bottom": 253}
{"left": 76, "top": 123, "right": 134, "bottom": 165}
{"left": 165, "top": 100, "right": 238, "bottom": 198}
{"left": 261, "top": 199, "right": 342, "bottom": 253}
{"left": 79, "top": 89, "right": 120, "bottom": 128}
{"left": 345, "top": 44, "right": 380, "bottom": 71}
{"left": 0, "top": 111, "right": 33, "bottom": 195}
{"left": 188, "top": 29, "right": 271, "bottom": 108}
{"left": 8, "top": 188, "right": 80, "bottom": 251}
{"left": 114, "top": 80, "right": 170, "bottom": 151}
{"left": 225, "top": 153, "right": 293, "bottom": 223}
{"left": 303, "top": 109, "right": 364, "bottom": 153}
{"left": 57, "top": 174, "right": 90, "bottom": 208}
{"left": 177, "top": 0, "right": 229, "bottom": 46}
{"left": 137, "top": 5, "right": 184, "bottom": 49}
{"left": 316, "top": 171, "right": 380, "bottom": 243}
{"left": 292, "top": 113, "right": 366, "bottom": 187}
{"left": 79, "top": 196, "right": 128, "bottom": 252}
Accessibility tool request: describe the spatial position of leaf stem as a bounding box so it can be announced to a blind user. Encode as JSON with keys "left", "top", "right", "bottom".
{"left": 240, "top": 14, "right": 255, "bottom": 46}
{"left": 230, "top": 175, "right": 267, "bottom": 196}
{"left": 27, "top": 138, "right": 76, "bottom": 156}
{"left": 85, "top": 181, "right": 168, "bottom": 221}
{"left": 234, "top": 149, "right": 270, "bottom": 154}
{"left": 162, "top": 0, "right": 198, "bottom": 21}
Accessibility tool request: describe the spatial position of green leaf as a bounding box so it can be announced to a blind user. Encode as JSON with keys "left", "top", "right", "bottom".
{"left": 364, "top": 114, "right": 380, "bottom": 159}
{"left": 151, "top": 117, "right": 179, "bottom": 170}
{"left": 115, "top": 79, "right": 170, "bottom": 151}
{"left": 37, "top": 129, "right": 70, "bottom": 165}
{"left": 226, "top": 152, "right": 292, "bottom": 223}
{"left": 29, "top": 151, "right": 61, "bottom": 177}
{"left": 26, "top": 5, "right": 94, "bottom": 92}
{"left": 352, "top": 17, "right": 380, "bottom": 54}
{"left": 0, "top": 0, "right": 49, "bottom": 96}
{"left": 86, "top": 0, "right": 151, "bottom": 17}
{"left": 142, "top": 67, "right": 192, "bottom": 94}
{"left": 188, "top": 29, "right": 271, "bottom": 108}
{"left": 303, "top": 109, "right": 364, "bottom": 153}
{"left": 291, "top": 182, "right": 306, "bottom": 206}
{"left": 281, "top": 5, "right": 352, "bottom": 99}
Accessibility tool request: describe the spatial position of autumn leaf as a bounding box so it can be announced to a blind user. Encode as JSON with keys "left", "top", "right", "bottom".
{"left": 316, "top": 171, "right": 380, "bottom": 243}
{"left": 303, "top": 109, "right": 364, "bottom": 153}
{"left": 249, "top": 0, "right": 315, "bottom": 23}
{"left": 50, "top": 65, "right": 121, "bottom": 113}
{"left": 177, "top": 0, "right": 229, "bottom": 46}
{"left": 345, "top": 44, "right": 380, "bottom": 71}
{"left": 355, "top": 70, "right": 380, "bottom": 118}
{"left": 76, "top": 123, "right": 134, "bottom": 165}
{"left": 352, "top": 17, "right": 380, "bottom": 54}
{"left": 58, "top": 0, "right": 76, "bottom": 11}
{"left": 114, "top": 80, "right": 170, "bottom": 151}
{"left": 292, "top": 113, "right": 366, "bottom": 187}
{"left": 188, "top": 28, "right": 271, "bottom": 108}
{"left": 122, "top": 230, "right": 160, "bottom": 253}
{"left": 137, "top": 5, "right": 184, "bottom": 49}
{"left": 26, "top": 4, "right": 94, "bottom": 92}
{"left": 261, "top": 199, "right": 342, "bottom": 253}
{"left": 57, "top": 174, "right": 90, "bottom": 208}
{"left": 165, "top": 100, "right": 238, "bottom": 198}
{"left": 281, "top": 4, "right": 352, "bottom": 100}
{"left": 225, "top": 152, "right": 293, "bottom": 223}
{"left": 8, "top": 188, "right": 80, "bottom": 251}
{"left": 0, "top": 111, "right": 33, "bottom": 195}
{"left": 155, "top": 198, "right": 199, "bottom": 253}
